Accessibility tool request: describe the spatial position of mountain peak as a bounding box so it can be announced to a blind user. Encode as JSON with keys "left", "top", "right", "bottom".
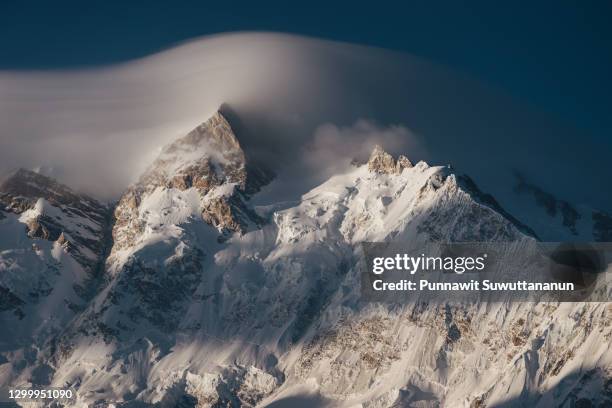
{"left": 112, "top": 109, "right": 273, "bottom": 250}
{"left": 136, "top": 108, "right": 273, "bottom": 197}
{"left": 2, "top": 167, "right": 56, "bottom": 192}
{"left": 1, "top": 168, "right": 103, "bottom": 212}
{"left": 178, "top": 110, "right": 241, "bottom": 155}
{"left": 367, "top": 145, "right": 413, "bottom": 174}
{"left": 135, "top": 109, "right": 248, "bottom": 194}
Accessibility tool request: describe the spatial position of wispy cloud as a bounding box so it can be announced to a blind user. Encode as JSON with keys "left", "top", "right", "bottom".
{"left": 303, "top": 119, "right": 426, "bottom": 179}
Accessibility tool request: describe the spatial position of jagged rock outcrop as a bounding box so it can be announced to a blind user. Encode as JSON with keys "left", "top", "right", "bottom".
{"left": 141, "top": 111, "right": 250, "bottom": 191}
{"left": 367, "top": 145, "right": 413, "bottom": 174}
{"left": 112, "top": 111, "right": 272, "bottom": 252}
{"left": 396, "top": 154, "right": 413, "bottom": 171}
{"left": 367, "top": 145, "right": 396, "bottom": 174}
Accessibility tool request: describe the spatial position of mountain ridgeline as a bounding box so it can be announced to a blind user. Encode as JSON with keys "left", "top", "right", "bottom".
{"left": 0, "top": 110, "right": 610, "bottom": 407}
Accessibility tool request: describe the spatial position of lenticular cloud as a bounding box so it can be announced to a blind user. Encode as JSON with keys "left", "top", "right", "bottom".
{"left": 0, "top": 32, "right": 609, "bottom": 212}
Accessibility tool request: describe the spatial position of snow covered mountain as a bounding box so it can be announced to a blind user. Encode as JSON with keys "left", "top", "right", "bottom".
{"left": 0, "top": 111, "right": 610, "bottom": 407}
{"left": 0, "top": 169, "right": 110, "bottom": 363}
{"left": 508, "top": 172, "right": 612, "bottom": 243}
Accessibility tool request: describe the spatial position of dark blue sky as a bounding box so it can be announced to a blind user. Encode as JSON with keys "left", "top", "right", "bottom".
{"left": 1, "top": 1, "right": 610, "bottom": 138}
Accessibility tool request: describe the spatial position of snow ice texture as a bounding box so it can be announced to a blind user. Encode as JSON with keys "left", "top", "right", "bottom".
{"left": 0, "top": 111, "right": 611, "bottom": 407}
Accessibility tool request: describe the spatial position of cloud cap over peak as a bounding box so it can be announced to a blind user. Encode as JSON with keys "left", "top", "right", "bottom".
{"left": 0, "top": 32, "right": 609, "bottom": 214}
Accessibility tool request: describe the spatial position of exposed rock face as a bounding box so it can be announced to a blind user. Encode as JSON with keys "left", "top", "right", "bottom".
{"left": 367, "top": 145, "right": 413, "bottom": 174}
{"left": 367, "top": 145, "right": 396, "bottom": 174}
{"left": 141, "top": 111, "right": 250, "bottom": 191}
{"left": 396, "top": 154, "right": 413, "bottom": 171}
{"left": 201, "top": 193, "right": 262, "bottom": 236}
{"left": 112, "top": 111, "right": 272, "bottom": 252}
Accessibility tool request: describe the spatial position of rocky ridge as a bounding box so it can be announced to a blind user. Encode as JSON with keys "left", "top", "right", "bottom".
{"left": 0, "top": 168, "right": 110, "bottom": 275}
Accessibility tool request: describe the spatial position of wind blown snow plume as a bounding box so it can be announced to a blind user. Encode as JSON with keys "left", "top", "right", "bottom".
{"left": 304, "top": 120, "right": 425, "bottom": 179}
{"left": 0, "top": 32, "right": 610, "bottom": 214}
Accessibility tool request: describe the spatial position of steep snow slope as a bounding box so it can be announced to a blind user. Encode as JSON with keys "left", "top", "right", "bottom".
{"left": 0, "top": 112, "right": 610, "bottom": 407}
{"left": 0, "top": 170, "right": 111, "bottom": 388}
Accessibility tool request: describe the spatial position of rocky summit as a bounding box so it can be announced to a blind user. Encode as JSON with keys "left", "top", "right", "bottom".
{"left": 112, "top": 111, "right": 272, "bottom": 253}
{"left": 367, "top": 145, "right": 413, "bottom": 174}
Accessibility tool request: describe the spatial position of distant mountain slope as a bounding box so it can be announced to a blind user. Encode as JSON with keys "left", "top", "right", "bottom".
{"left": 0, "top": 169, "right": 110, "bottom": 354}
{"left": 510, "top": 172, "right": 612, "bottom": 242}
{"left": 0, "top": 169, "right": 111, "bottom": 274}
